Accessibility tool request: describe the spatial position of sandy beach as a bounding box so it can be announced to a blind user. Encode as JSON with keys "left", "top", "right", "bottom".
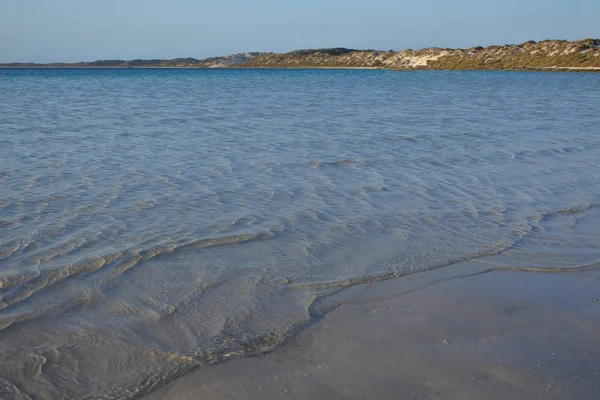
{"left": 149, "top": 260, "right": 600, "bottom": 400}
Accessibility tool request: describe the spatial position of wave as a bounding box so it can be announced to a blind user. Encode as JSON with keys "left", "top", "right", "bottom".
{"left": 553, "top": 201, "right": 596, "bottom": 216}
{"left": 308, "top": 158, "right": 366, "bottom": 168}
{"left": 139, "top": 231, "right": 274, "bottom": 260}
{"left": 0, "top": 230, "right": 275, "bottom": 323}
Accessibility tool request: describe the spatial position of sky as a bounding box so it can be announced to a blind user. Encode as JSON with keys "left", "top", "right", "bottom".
{"left": 1, "top": 0, "right": 599, "bottom": 63}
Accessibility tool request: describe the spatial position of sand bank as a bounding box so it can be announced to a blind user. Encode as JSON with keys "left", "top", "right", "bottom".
{"left": 148, "top": 261, "right": 600, "bottom": 399}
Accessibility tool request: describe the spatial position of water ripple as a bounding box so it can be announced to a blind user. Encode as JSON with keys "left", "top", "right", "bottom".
{"left": 1, "top": 69, "right": 600, "bottom": 398}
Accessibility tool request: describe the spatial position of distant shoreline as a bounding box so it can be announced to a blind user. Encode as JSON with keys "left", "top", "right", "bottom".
{"left": 1, "top": 66, "right": 599, "bottom": 73}
{"left": 2, "top": 39, "right": 599, "bottom": 72}
{"left": 0, "top": 66, "right": 382, "bottom": 70}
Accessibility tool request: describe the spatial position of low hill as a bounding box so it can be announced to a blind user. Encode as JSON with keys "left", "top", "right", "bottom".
{"left": 240, "top": 39, "right": 600, "bottom": 70}
{"left": 2, "top": 40, "right": 599, "bottom": 71}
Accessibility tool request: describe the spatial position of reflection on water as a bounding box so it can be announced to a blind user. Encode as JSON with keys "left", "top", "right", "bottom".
{"left": 1, "top": 69, "right": 600, "bottom": 399}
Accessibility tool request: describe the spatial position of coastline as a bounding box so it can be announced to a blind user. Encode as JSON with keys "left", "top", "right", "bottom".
{"left": 148, "top": 260, "right": 600, "bottom": 400}
{"left": 0, "top": 66, "right": 383, "bottom": 70}
{"left": 2, "top": 66, "right": 599, "bottom": 72}
{"left": 2, "top": 39, "right": 600, "bottom": 72}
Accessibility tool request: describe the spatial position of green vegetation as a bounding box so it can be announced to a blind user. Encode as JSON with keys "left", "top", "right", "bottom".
{"left": 241, "top": 40, "right": 600, "bottom": 71}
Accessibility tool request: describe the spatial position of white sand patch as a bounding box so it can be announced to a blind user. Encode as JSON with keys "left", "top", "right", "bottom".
{"left": 561, "top": 48, "right": 578, "bottom": 55}
{"left": 383, "top": 51, "right": 450, "bottom": 68}
{"left": 406, "top": 52, "right": 448, "bottom": 67}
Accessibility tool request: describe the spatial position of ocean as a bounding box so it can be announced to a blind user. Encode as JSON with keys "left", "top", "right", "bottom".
{"left": 1, "top": 68, "right": 599, "bottom": 399}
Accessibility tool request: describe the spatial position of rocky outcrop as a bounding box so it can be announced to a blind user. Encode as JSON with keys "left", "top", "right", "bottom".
{"left": 240, "top": 39, "right": 600, "bottom": 70}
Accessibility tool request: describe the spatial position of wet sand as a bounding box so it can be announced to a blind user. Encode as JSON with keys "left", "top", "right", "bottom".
{"left": 148, "top": 261, "right": 600, "bottom": 400}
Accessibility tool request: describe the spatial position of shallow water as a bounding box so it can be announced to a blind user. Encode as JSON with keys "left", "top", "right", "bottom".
{"left": 1, "top": 69, "right": 600, "bottom": 399}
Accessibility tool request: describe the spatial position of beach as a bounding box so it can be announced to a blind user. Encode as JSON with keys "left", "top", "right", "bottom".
{"left": 149, "top": 260, "right": 600, "bottom": 400}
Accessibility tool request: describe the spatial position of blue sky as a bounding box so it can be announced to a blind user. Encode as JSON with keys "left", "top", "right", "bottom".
{"left": 1, "top": 0, "right": 599, "bottom": 63}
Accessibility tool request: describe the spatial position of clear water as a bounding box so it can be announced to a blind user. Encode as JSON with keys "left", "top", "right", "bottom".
{"left": 1, "top": 69, "right": 600, "bottom": 399}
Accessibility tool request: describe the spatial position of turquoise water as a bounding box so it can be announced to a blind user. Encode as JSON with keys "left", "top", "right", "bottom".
{"left": 1, "top": 69, "right": 600, "bottom": 399}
